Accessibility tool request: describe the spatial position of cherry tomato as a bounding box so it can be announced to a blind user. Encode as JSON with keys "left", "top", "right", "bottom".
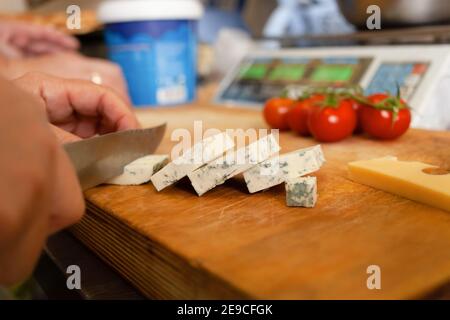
{"left": 287, "top": 100, "right": 312, "bottom": 135}
{"left": 361, "top": 93, "right": 411, "bottom": 140}
{"left": 307, "top": 96, "right": 357, "bottom": 142}
{"left": 263, "top": 97, "right": 294, "bottom": 130}
{"left": 344, "top": 98, "right": 364, "bottom": 134}
{"left": 287, "top": 95, "right": 323, "bottom": 135}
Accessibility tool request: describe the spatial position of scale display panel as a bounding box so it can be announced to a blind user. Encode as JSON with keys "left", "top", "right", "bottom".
{"left": 218, "top": 57, "right": 371, "bottom": 104}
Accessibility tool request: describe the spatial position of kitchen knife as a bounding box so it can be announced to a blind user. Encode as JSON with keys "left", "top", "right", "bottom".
{"left": 64, "top": 123, "right": 166, "bottom": 190}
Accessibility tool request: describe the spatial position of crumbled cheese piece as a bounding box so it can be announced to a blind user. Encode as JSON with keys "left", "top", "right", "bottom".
{"left": 285, "top": 176, "right": 317, "bottom": 207}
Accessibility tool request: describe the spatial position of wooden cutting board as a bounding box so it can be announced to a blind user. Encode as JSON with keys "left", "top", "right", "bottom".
{"left": 71, "top": 89, "right": 450, "bottom": 299}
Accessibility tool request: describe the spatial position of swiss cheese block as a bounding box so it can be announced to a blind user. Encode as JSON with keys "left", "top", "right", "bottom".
{"left": 244, "top": 145, "right": 325, "bottom": 193}
{"left": 285, "top": 176, "right": 317, "bottom": 208}
{"left": 348, "top": 156, "right": 450, "bottom": 212}
{"left": 188, "top": 134, "right": 281, "bottom": 196}
{"left": 107, "top": 154, "right": 168, "bottom": 185}
{"left": 151, "top": 132, "right": 234, "bottom": 191}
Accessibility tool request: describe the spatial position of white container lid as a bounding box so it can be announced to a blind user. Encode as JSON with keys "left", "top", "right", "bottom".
{"left": 98, "top": 0, "right": 203, "bottom": 23}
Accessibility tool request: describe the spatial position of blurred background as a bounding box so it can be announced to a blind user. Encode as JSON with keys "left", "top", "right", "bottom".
{"left": 1, "top": 0, "right": 450, "bottom": 128}
{"left": 4, "top": 0, "right": 450, "bottom": 80}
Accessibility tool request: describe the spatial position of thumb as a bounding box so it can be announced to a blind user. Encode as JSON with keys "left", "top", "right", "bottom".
{"left": 50, "top": 125, "right": 81, "bottom": 144}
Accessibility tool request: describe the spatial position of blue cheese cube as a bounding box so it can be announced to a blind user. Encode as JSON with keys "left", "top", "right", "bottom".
{"left": 244, "top": 145, "right": 324, "bottom": 193}
{"left": 106, "top": 155, "right": 168, "bottom": 185}
{"left": 285, "top": 176, "right": 317, "bottom": 208}
{"left": 150, "top": 132, "right": 234, "bottom": 191}
{"left": 188, "top": 134, "right": 281, "bottom": 196}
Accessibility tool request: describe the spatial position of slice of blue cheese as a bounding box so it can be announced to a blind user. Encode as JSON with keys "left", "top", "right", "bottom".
{"left": 188, "top": 134, "right": 281, "bottom": 196}
{"left": 243, "top": 145, "right": 324, "bottom": 193}
{"left": 151, "top": 132, "right": 234, "bottom": 191}
{"left": 106, "top": 154, "right": 169, "bottom": 185}
{"left": 285, "top": 176, "right": 317, "bottom": 207}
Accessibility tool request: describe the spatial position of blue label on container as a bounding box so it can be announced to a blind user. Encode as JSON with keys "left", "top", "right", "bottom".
{"left": 104, "top": 20, "right": 197, "bottom": 107}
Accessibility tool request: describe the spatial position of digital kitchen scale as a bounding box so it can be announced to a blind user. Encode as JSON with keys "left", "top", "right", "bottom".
{"left": 215, "top": 45, "right": 450, "bottom": 130}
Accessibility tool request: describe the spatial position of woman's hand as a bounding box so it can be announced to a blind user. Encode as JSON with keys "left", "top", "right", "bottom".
{"left": 14, "top": 72, "right": 140, "bottom": 143}
{"left": 5, "top": 52, "right": 130, "bottom": 102}
{"left": 0, "top": 20, "right": 79, "bottom": 58}
{"left": 0, "top": 77, "right": 84, "bottom": 286}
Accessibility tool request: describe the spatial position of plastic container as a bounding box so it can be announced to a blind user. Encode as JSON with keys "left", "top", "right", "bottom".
{"left": 98, "top": 0, "right": 203, "bottom": 107}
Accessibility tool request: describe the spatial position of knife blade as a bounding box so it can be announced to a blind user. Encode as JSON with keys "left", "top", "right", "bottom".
{"left": 64, "top": 123, "right": 166, "bottom": 190}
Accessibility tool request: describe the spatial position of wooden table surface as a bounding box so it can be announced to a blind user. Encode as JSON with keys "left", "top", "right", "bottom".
{"left": 70, "top": 84, "right": 450, "bottom": 299}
